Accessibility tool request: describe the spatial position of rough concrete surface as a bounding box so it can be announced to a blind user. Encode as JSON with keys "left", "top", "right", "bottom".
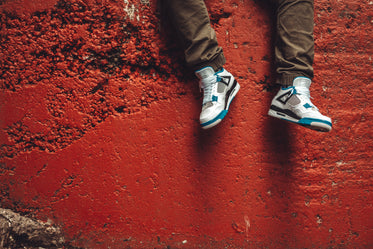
{"left": 0, "top": 208, "right": 64, "bottom": 248}
{"left": 0, "top": 0, "right": 372, "bottom": 248}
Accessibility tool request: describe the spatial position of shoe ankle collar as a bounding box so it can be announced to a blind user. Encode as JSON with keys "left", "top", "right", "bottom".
{"left": 195, "top": 66, "right": 215, "bottom": 79}
{"left": 293, "top": 77, "right": 311, "bottom": 88}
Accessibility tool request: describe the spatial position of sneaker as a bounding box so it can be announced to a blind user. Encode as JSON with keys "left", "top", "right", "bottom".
{"left": 195, "top": 66, "right": 240, "bottom": 129}
{"left": 268, "top": 77, "right": 332, "bottom": 132}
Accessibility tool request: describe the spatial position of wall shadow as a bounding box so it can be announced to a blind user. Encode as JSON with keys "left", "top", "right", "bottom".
{"left": 257, "top": 0, "right": 298, "bottom": 246}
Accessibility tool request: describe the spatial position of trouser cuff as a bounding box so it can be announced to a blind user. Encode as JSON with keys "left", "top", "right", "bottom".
{"left": 276, "top": 73, "right": 313, "bottom": 86}
{"left": 193, "top": 52, "right": 226, "bottom": 72}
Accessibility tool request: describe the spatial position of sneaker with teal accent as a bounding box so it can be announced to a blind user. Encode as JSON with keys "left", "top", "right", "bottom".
{"left": 195, "top": 66, "right": 240, "bottom": 129}
{"left": 268, "top": 77, "right": 332, "bottom": 132}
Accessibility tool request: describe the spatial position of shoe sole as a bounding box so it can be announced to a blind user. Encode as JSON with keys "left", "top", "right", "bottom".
{"left": 268, "top": 108, "right": 332, "bottom": 132}
{"left": 201, "top": 80, "right": 240, "bottom": 129}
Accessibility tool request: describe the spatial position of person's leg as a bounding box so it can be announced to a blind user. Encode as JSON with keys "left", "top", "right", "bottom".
{"left": 273, "top": 0, "right": 314, "bottom": 85}
{"left": 163, "top": 0, "right": 240, "bottom": 129}
{"left": 268, "top": 0, "right": 332, "bottom": 132}
{"left": 162, "top": 0, "right": 225, "bottom": 71}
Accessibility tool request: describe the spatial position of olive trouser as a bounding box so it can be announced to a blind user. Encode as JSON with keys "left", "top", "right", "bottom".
{"left": 163, "top": 0, "right": 314, "bottom": 86}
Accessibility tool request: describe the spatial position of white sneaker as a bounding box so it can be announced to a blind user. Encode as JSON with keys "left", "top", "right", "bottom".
{"left": 268, "top": 77, "right": 332, "bottom": 132}
{"left": 195, "top": 67, "right": 240, "bottom": 129}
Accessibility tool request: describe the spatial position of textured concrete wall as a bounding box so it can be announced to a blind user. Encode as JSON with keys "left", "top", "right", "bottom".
{"left": 0, "top": 0, "right": 372, "bottom": 248}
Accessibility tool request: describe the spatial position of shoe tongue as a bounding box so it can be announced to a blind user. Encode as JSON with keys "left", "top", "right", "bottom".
{"left": 195, "top": 67, "right": 215, "bottom": 79}
{"left": 293, "top": 77, "right": 311, "bottom": 88}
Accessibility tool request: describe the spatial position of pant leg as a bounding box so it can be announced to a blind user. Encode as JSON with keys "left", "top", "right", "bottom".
{"left": 162, "top": 0, "right": 226, "bottom": 71}
{"left": 272, "top": 0, "right": 315, "bottom": 85}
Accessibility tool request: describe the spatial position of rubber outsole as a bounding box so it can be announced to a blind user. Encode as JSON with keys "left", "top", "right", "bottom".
{"left": 268, "top": 109, "right": 332, "bottom": 132}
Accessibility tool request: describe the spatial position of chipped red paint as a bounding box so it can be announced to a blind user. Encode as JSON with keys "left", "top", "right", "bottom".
{"left": 0, "top": 0, "right": 372, "bottom": 248}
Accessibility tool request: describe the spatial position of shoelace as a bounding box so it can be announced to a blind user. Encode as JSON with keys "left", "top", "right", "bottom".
{"left": 200, "top": 74, "right": 217, "bottom": 105}
{"left": 295, "top": 86, "right": 318, "bottom": 111}
{"left": 295, "top": 86, "right": 310, "bottom": 98}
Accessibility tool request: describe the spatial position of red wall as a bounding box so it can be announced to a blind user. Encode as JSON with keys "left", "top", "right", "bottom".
{"left": 1, "top": 0, "right": 372, "bottom": 248}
